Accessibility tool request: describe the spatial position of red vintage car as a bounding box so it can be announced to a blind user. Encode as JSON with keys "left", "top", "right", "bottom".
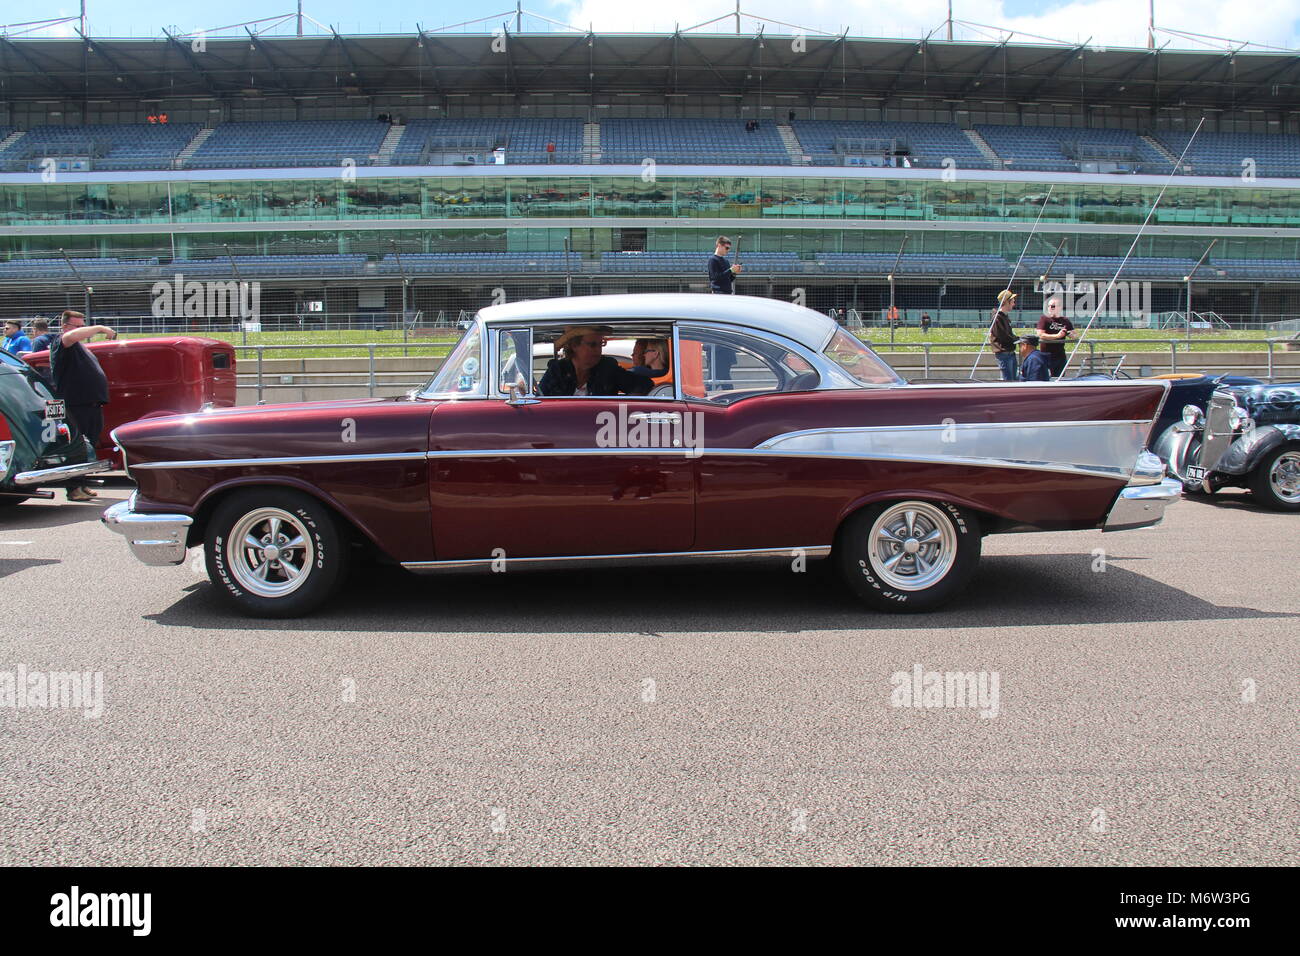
{"left": 102, "top": 294, "right": 1180, "bottom": 617}
{"left": 25, "top": 336, "right": 236, "bottom": 468}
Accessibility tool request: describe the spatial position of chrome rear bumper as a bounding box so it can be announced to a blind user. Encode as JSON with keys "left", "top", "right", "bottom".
{"left": 101, "top": 496, "right": 193, "bottom": 566}
{"left": 13, "top": 458, "right": 112, "bottom": 486}
{"left": 1102, "top": 478, "right": 1182, "bottom": 532}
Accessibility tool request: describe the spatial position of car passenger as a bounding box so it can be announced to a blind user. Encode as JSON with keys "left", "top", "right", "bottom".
{"left": 538, "top": 326, "right": 654, "bottom": 397}
{"left": 630, "top": 338, "right": 670, "bottom": 378}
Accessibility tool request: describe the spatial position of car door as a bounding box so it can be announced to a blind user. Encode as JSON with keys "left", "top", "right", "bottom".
{"left": 675, "top": 323, "right": 851, "bottom": 553}
{"left": 427, "top": 327, "right": 694, "bottom": 561}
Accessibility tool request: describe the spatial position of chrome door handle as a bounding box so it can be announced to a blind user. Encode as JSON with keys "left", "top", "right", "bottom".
{"left": 628, "top": 412, "right": 681, "bottom": 424}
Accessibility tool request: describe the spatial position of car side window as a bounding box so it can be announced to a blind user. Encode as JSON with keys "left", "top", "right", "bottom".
{"left": 677, "top": 327, "right": 819, "bottom": 404}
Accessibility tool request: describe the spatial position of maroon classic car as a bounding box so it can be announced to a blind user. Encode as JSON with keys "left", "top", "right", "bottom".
{"left": 103, "top": 294, "right": 1180, "bottom": 617}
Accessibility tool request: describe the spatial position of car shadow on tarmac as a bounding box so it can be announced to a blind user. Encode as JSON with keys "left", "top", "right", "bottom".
{"left": 0, "top": 557, "right": 60, "bottom": 582}
{"left": 145, "top": 552, "right": 1297, "bottom": 634}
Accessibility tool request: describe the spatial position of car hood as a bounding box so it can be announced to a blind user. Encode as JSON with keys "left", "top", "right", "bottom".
{"left": 1223, "top": 382, "right": 1300, "bottom": 426}
{"left": 113, "top": 395, "right": 438, "bottom": 470}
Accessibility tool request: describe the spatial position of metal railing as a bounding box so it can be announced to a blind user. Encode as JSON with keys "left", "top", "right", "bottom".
{"left": 228, "top": 336, "right": 1297, "bottom": 400}
{"left": 864, "top": 337, "right": 1296, "bottom": 382}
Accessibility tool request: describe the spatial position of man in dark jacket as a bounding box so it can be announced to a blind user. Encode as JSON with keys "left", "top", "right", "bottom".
{"left": 707, "top": 236, "right": 742, "bottom": 294}
{"left": 1016, "top": 335, "right": 1051, "bottom": 382}
{"left": 989, "top": 290, "right": 1018, "bottom": 381}
{"left": 48, "top": 310, "right": 116, "bottom": 501}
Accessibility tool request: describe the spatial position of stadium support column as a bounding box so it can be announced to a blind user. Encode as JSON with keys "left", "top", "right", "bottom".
{"left": 1184, "top": 239, "right": 1217, "bottom": 340}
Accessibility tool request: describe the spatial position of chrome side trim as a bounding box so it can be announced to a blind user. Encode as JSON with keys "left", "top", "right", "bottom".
{"left": 13, "top": 458, "right": 113, "bottom": 486}
{"left": 402, "top": 545, "right": 832, "bottom": 573}
{"left": 1102, "top": 478, "right": 1182, "bottom": 532}
{"left": 101, "top": 495, "right": 194, "bottom": 566}
{"left": 422, "top": 445, "right": 1128, "bottom": 479}
{"left": 756, "top": 419, "right": 1151, "bottom": 480}
{"left": 129, "top": 451, "right": 426, "bottom": 470}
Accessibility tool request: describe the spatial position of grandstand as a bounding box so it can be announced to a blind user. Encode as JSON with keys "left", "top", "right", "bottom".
{"left": 1, "top": 29, "right": 1298, "bottom": 325}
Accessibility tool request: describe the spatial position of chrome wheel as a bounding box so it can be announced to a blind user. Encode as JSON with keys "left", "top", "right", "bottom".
{"left": 228, "top": 507, "right": 315, "bottom": 598}
{"left": 868, "top": 501, "right": 958, "bottom": 592}
{"left": 1268, "top": 450, "right": 1300, "bottom": 504}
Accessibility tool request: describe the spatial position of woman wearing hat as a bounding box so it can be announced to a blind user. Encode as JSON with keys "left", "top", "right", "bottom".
{"left": 538, "top": 326, "right": 655, "bottom": 397}
{"left": 989, "top": 290, "right": 1019, "bottom": 381}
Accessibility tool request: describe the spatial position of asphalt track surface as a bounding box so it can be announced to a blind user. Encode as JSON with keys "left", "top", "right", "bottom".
{"left": 1, "top": 478, "right": 1296, "bottom": 866}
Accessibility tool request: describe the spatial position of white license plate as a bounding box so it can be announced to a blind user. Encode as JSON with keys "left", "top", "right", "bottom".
{"left": 44, "top": 400, "right": 66, "bottom": 420}
{"left": 1186, "top": 465, "right": 1207, "bottom": 482}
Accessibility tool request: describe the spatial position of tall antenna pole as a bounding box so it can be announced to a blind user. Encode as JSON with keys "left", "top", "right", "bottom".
{"left": 517, "top": 1, "right": 522, "bottom": 32}
{"left": 947, "top": 1, "right": 953, "bottom": 41}
{"left": 298, "top": 0, "right": 303, "bottom": 36}
{"left": 736, "top": 1, "right": 741, "bottom": 34}
{"left": 80, "top": 0, "right": 86, "bottom": 34}
{"left": 1148, "top": 0, "right": 1154, "bottom": 49}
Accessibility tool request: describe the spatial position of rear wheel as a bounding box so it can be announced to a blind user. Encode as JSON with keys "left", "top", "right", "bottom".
{"left": 836, "top": 499, "right": 982, "bottom": 613}
{"left": 1249, "top": 444, "right": 1300, "bottom": 512}
{"left": 205, "top": 488, "right": 349, "bottom": 617}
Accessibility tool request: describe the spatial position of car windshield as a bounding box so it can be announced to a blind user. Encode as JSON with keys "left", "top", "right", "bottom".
{"left": 422, "top": 323, "right": 484, "bottom": 398}
{"left": 823, "top": 329, "right": 903, "bottom": 386}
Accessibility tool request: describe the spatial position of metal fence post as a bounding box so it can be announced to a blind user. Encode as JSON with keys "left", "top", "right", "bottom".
{"left": 1169, "top": 341, "right": 1177, "bottom": 374}
{"left": 256, "top": 346, "right": 264, "bottom": 404}
{"left": 923, "top": 344, "right": 931, "bottom": 378}
{"left": 368, "top": 345, "right": 376, "bottom": 397}
{"left": 1266, "top": 341, "right": 1274, "bottom": 383}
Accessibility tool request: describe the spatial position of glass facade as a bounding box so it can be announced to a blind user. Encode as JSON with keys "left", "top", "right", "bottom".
{"left": 4, "top": 173, "right": 1300, "bottom": 229}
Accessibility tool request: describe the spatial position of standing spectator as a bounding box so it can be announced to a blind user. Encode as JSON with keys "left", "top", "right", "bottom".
{"left": 887, "top": 304, "right": 899, "bottom": 327}
{"left": 707, "top": 236, "right": 741, "bottom": 294}
{"left": 920, "top": 312, "right": 932, "bottom": 335}
{"left": 1036, "top": 296, "right": 1075, "bottom": 379}
{"left": 1016, "top": 335, "right": 1051, "bottom": 382}
{"left": 29, "top": 318, "right": 57, "bottom": 352}
{"left": 3, "top": 320, "right": 32, "bottom": 354}
{"left": 989, "top": 290, "right": 1018, "bottom": 382}
{"left": 546, "top": 141, "right": 556, "bottom": 164}
{"left": 49, "top": 310, "right": 116, "bottom": 502}
{"left": 788, "top": 110, "right": 796, "bottom": 122}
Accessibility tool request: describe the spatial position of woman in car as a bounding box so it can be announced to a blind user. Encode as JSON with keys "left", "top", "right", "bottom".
{"left": 630, "top": 338, "right": 670, "bottom": 379}
{"left": 538, "top": 326, "right": 655, "bottom": 397}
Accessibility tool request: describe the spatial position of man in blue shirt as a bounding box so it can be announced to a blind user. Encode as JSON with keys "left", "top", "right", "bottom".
{"left": 1017, "top": 334, "right": 1051, "bottom": 382}
{"left": 29, "top": 318, "right": 57, "bottom": 352}
{"left": 3, "top": 320, "right": 32, "bottom": 354}
{"left": 707, "top": 236, "right": 742, "bottom": 294}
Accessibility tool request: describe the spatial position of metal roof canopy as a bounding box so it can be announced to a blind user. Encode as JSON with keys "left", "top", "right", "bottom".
{"left": 1, "top": 32, "right": 1298, "bottom": 112}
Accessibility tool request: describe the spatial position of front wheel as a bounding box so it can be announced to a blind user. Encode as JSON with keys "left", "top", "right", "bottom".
{"left": 1249, "top": 444, "right": 1300, "bottom": 512}
{"left": 836, "top": 500, "right": 982, "bottom": 613}
{"left": 205, "top": 488, "right": 349, "bottom": 617}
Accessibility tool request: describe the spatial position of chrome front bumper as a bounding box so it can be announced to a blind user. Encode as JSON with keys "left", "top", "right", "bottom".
{"left": 13, "top": 458, "right": 113, "bottom": 486}
{"left": 101, "top": 496, "right": 194, "bottom": 566}
{"left": 1102, "top": 478, "right": 1183, "bottom": 532}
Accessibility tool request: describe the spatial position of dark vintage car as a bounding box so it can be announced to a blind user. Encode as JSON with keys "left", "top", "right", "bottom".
{"left": 102, "top": 294, "right": 1181, "bottom": 617}
{"left": 1153, "top": 381, "right": 1300, "bottom": 511}
{"left": 24, "top": 336, "right": 237, "bottom": 468}
{"left": 0, "top": 348, "right": 111, "bottom": 505}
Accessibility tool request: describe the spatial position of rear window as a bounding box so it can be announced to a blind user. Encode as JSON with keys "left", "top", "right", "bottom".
{"left": 211, "top": 352, "right": 231, "bottom": 370}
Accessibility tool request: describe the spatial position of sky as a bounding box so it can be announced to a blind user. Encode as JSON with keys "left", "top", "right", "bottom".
{"left": 15, "top": 1, "right": 1299, "bottom": 50}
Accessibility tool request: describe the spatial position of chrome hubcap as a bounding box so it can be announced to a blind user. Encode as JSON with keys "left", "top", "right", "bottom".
{"left": 1269, "top": 451, "right": 1300, "bottom": 503}
{"left": 868, "top": 502, "right": 958, "bottom": 591}
{"left": 228, "top": 508, "right": 314, "bottom": 598}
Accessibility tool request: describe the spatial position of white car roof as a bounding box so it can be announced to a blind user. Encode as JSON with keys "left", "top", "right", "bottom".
{"left": 478, "top": 293, "right": 839, "bottom": 352}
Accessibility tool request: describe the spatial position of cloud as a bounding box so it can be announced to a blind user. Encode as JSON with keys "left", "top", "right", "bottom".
{"left": 555, "top": 0, "right": 1300, "bottom": 50}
